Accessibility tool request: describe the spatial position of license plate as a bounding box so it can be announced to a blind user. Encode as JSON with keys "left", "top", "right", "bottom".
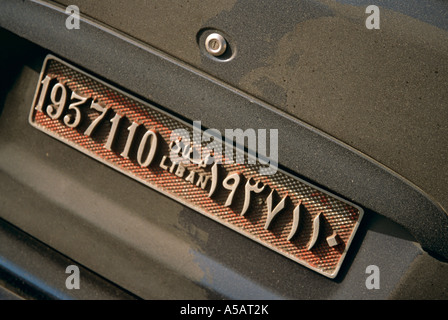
{"left": 29, "top": 55, "right": 363, "bottom": 278}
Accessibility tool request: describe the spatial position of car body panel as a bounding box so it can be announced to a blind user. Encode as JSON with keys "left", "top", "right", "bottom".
{"left": 0, "top": 0, "right": 447, "bottom": 299}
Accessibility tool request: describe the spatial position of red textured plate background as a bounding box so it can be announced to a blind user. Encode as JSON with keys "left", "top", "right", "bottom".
{"left": 29, "top": 57, "right": 363, "bottom": 278}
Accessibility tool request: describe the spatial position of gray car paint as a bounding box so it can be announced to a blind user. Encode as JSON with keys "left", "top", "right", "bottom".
{"left": 0, "top": 0, "right": 447, "bottom": 299}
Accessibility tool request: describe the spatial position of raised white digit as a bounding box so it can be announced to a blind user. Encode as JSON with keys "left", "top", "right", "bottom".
{"left": 35, "top": 75, "right": 52, "bottom": 112}
{"left": 84, "top": 101, "right": 108, "bottom": 137}
{"left": 120, "top": 122, "right": 140, "bottom": 158}
{"left": 105, "top": 113, "right": 122, "bottom": 151}
{"left": 63, "top": 91, "right": 87, "bottom": 128}
{"left": 46, "top": 82, "right": 67, "bottom": 120}
{"left": 137, "top": 130, "right": 158, "bottom": 167}
{"left": 264, "top": 190, "right": 287, "bottom": 230}
{"left": 222, "top": 172, "right": 240, "bottom": 207}
{"left": 241, "top": 178, "right": 265, "bottom": 216}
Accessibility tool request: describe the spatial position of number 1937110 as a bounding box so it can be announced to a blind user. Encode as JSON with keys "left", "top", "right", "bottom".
{"left": 34, "top": 75, "right": 159, "bottom": 167}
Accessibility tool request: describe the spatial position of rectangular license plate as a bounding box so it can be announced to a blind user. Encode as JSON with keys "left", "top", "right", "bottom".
{"left": 29, "top": 55, "right": 363, "bottom": 278}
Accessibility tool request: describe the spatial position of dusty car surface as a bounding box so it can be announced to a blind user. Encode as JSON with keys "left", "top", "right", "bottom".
{"left": 0, "top": 0, "right": 447, "bottom": 301}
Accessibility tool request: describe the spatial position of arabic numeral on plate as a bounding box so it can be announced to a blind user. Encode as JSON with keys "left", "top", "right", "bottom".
{"left": 120, "top": 122, "right": 140, "bottom": 159}
{"left": 35, "top": 79, "right": 88, "bottom": 129}
{"left": 63, "top": 91, "right": 87, "bottom": 128}
{"left": 105, "top": 113, "right": 122, "bottom": 151}
{"left": 137, "top": 130, "right": 158, "bottom": 167}
{"left": 84, "top": 101, "right": 109, "bottom": 136}
{"left": 35, "top": 75, "right": 52, "bottom": 112}
{"left": 46, "top": 82, "right": 67, "bottom": 120}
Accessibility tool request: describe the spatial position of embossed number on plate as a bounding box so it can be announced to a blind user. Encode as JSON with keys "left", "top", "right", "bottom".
{"left": 29, "top": 56, "right": 363, "bottom": 278}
